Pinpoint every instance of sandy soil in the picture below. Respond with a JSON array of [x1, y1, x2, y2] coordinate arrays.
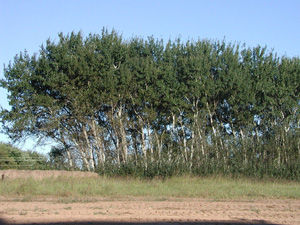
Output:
[[1, 198, 300, 225]]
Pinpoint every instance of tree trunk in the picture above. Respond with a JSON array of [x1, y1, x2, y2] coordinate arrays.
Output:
[[190, 129, 195, 171], [139, 118, 147, 169], [59, 129, 73, 169], [179, 115, 188, 162], [118, 106, 128, 162], [91, 119, 106, 166], [72, 137, 90, 171], [206, 102, 218, 159], [147, 121, 154, 163], [65, 148, 73, 170], [169, 113, 176, 162], [83, 126, 95, 171], [155, 130, 163, 162]]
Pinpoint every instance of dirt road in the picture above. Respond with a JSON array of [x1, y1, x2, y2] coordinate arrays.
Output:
[[1, 198, 300, 225]]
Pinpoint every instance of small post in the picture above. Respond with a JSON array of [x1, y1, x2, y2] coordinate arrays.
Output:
[[1, 174, 4, 180]]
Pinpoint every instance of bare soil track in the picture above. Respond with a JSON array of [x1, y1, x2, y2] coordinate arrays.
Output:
[[1, 198, 300, 224]]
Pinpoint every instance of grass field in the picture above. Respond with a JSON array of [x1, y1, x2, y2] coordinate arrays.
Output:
[[1, 175, 299, 201]]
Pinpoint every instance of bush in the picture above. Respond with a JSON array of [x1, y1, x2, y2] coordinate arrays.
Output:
[[0, 142, 50, 170]]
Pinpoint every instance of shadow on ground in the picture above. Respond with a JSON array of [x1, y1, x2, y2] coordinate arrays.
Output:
[[0, 218, 281, 225]]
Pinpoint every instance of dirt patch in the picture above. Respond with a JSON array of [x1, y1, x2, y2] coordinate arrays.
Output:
[[0, 169, 98, 180], [0, 198, 299, 225]]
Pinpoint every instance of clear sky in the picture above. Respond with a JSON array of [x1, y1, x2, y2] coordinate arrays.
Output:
[[0, 0, 299, 153]]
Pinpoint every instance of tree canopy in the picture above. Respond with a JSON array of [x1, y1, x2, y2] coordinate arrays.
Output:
[[1, 29, 300, 179]]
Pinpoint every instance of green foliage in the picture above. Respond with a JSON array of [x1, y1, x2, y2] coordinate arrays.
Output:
[[0, 142, 49, 169], [1, 29, 299, 180]]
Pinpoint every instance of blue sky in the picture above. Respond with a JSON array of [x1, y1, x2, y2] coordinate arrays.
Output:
[[0, 0, 299, 153]]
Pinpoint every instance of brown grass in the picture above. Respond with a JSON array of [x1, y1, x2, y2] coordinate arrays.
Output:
[[0, 169, 98, 180]]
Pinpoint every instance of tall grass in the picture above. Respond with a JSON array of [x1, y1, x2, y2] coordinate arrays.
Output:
[[1, 176, 299, 200]]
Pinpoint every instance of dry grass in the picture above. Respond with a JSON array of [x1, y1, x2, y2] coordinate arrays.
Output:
[[1, 169, 98, 180], [0, 171, 299, 201]]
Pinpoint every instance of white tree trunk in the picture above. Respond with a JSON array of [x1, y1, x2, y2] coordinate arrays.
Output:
[[83, 126, 95, 171]]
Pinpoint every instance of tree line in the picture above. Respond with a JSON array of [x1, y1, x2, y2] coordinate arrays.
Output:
[[1, 29, 299, 179]]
